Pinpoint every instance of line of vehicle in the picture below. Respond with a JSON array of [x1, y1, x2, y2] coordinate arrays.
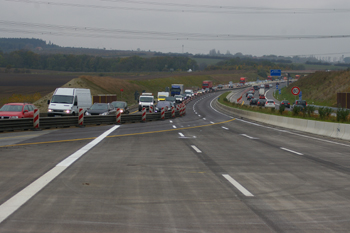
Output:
[[0, 125, 120, 224]]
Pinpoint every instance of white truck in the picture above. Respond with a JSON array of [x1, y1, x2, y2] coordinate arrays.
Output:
[[47, 88, 92, 116], [259, 88, 265, 98], [184, 89, 194, 98], [139, 93, 155, 111], [157, 91, 169, 102]]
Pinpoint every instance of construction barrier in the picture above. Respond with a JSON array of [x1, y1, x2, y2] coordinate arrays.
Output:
[[116, 108, 121, 124], [149, 105, 153, 113], [33, 109, 39, 129], [183, 103, 186, 115], [161, 107, 165, 120], [171, 106, 175, 118], [78, 108, 84, 126], [142, 107, 146, 122]]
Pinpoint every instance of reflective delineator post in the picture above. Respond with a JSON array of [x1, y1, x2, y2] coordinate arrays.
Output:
[[161, 107, 165, 120], [33, 109, 40, 130], [149, 105, 153, 113], [78, 108, 84, 127], [116, 108, 121, 124], [142, 107, 146, 122], [171, 106, 175, 118]]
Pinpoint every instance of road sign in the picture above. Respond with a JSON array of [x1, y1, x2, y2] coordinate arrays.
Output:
[[270, 69, 281, 76], [276, 85, 278, 89], [291, 86, 300, 96], [299, 91, 302, 100], [279, 89, 281, 94]]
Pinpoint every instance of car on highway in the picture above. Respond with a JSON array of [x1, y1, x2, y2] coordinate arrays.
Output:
[[174, 95, 184, 103], [246, 91, 254, 97], [265, 99, 276, 108], [0, 103, 36, 119], [85, 103, 115, 116], [165, 96, 176, 106], [257, 99, 266, 106], [155, 101, 172, 112], [291, 100, 307, 109], [280, 100, 290, 108], [111, 101, 129, 114], [253, 85, 259, 90], [247, 94, 254, 100], [249, 98, 258, 105]]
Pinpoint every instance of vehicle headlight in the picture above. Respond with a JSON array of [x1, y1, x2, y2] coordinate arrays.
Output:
[[85, 112, 91, 116], [10, 116, 18, 119], [48, 109, 53, 112], [65, 110, 71, 114], [120, 109, 124, 113], [100, 112, 108, 116]]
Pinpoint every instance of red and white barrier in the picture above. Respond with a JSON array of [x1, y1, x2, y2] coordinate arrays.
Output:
[[142, 107, 146, 122], [78, 108, 84, 126], [116, 108, 121, 124], [183, 103, 186, 115], [149, 105, 153, 113], [161, 107, 165, 120], [180, 103, 184, 116], [33, 109, 39, 129], [171, 106, 175, 118]]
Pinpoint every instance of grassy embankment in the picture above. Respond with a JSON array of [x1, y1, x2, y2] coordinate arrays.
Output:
[[274, 70, 350, 107]]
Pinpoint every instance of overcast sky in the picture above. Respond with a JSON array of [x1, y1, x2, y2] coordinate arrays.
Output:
[[1, 0, 350, 59]]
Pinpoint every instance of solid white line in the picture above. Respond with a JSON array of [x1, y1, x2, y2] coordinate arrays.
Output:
[[222, 174, 254, 197], [173, 125, 177, 128], [281, 147, 303, 155], [222, 126, 229, 130], [191, 145, 202, 153], [178, 132, 185, 137], [0, 125, 120, 224]]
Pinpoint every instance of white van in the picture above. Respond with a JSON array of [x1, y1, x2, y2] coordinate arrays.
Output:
[[139, 93, 155, 111], [47, 88, 92, 116]]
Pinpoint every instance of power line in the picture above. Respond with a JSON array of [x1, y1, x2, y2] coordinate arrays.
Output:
[[4, 0, 350, 14]]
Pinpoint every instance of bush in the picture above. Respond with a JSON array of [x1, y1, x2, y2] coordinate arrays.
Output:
[[292, 106, 301, 116], [306, 105, 316, 117], [325, 107, 333, 118], [319, 107, 333, 120], [270, 107, 275, 113], [336, 108, 350, 122], [279, 104, 285, 114]]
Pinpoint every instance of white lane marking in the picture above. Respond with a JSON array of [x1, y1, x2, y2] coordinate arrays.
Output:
[[191, 145, 202, 153], [203, 118, 206, 120], [198, 115, 201, 117], [237, 118, 350, 148], [169, 120, 173, 123], [173, 125, 177, 128], [222, 174, 254, 197], [210, 121, 215, 124], [241, 134, 258, 140], [281, 147, 303, 155], [178, 132, 185, 137], [210, 98, 234, 119], [0, 125, 120, 224], [222, 126, 229, 130]]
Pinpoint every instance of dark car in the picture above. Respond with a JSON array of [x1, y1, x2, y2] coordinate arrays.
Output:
[[280, 100, 290, 108], [111, 101, 129, 114], [0, 103, 36, 119], [295, 100, 307, 107], [155, 101, 172, 112], [247, 94, 254, 100], [253, 85, 259, 90], [246, 91, 254, 97], [257, 99, 267, 106], [85, 103, 115, 116], [165, 96, 176, 106], [250, 98, 258, 105]]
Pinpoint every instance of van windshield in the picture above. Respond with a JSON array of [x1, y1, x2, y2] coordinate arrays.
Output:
[[51, 95, 74, 104]]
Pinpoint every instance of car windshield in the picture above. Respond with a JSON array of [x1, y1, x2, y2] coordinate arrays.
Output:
[[165, 97, 175, 101], [0, 105, 23, 112], [139, 96, 153, 102], [157, 102, 170, 107], [112, 102, 125, 108], [175, 95, 182, 98], [90, 104, 108, 110], [51, 95, 74, 104]]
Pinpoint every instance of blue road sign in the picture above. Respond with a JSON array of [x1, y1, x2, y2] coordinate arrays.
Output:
[[270, 69, 282, 76], [279, 89, 281, 94], [299, 91, 302, 100], [276, 85, 278, 89]]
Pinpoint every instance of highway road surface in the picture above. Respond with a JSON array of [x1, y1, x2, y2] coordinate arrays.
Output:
[[1, 91, 350, 232]]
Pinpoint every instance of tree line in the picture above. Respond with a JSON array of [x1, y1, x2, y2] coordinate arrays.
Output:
[[0, 50, 198, 72]]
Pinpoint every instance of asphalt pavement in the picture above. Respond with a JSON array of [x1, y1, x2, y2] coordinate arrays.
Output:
[[1, 90, 350, 232]]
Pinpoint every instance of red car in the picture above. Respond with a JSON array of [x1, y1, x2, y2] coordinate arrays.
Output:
[[0, 103, 36, 119]]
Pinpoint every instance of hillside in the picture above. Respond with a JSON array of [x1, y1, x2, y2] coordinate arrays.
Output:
[[282, 70, 350, 106]]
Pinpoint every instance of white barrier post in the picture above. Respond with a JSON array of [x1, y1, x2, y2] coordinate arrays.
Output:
[[142, 107, 146, 122], [171, 106, 175, 118], [161, 107, 165, 120], [33, 109, 40, 130], [149, 105, 153, 113], [78, 108, 84, 127], [116, 108, 121, 124]]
